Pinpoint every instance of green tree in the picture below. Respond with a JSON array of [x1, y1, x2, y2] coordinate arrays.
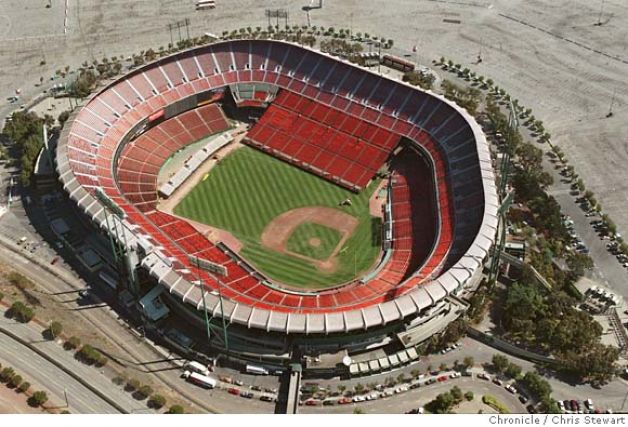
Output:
[[462, 356, 474, 369], [166, 404, 184, 414], [0, 367, 16, 383], [48, 321, 63, 339], [137, 385, 153, 399], [126, 378, 141, 393], [149, 394, 167, 409], [64, 336, 81, 350], [425, 391, 455, 414], [492, 355, 509, 373], [450, 386, 463, 403], [8, 374, 23, 389], [353, 407, 364, 414], [18, 381, 31, 393], [505, 363, 522, 379], [464, 391, 474, 401], [28, 391, 49, 407]]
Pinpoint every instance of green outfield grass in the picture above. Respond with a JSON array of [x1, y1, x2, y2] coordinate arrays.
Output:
[[286, 222, 343, 261], [173, 146, 382, 288]]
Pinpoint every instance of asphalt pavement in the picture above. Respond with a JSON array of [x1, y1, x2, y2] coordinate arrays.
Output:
[[0, 317, 125, 414]]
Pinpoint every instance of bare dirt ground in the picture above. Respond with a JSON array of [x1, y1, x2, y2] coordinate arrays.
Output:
[[1, 1, 627, 238], [260, 206, 358, 273], [0, 385, 43, 414], [369, 178, 389, 217]]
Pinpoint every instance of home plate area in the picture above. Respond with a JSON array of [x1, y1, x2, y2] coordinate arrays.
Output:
[[260, 207, 358, 273]]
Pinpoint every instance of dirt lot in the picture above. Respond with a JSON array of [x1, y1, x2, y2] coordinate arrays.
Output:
[[0, 385, 43, 414]]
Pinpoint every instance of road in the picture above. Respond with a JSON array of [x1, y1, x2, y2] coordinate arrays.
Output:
[[0, 205, 276, 413], [0, 317, 127, 414], [300, 376, 525, 414]]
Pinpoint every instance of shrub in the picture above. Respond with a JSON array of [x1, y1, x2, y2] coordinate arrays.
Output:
[[0, 291, 4, 301], [167, 404, 184, 414], [7, 272, 34, 289], [464, 391, 474, 401], [126, 378, 141, 393], [482, 395, 510, 414], [18, 381, 30, 393], [48, 321, 63, 339], [112, 375, 126, 386], [28, 390, 49, 407], [8, 374, 23, 388], [148, 394, 166, 409], [0, 367, 16, 383], [137, 385, 153, 399], [77, 344, 104, 365], [64, 336, 81, 350], [9, 301, 35, 323]]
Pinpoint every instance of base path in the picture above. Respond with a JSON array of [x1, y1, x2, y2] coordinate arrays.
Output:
[[260, 206, 358, 273]]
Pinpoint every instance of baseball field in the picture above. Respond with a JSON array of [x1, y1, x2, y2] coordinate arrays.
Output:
[[173, 146, 382, 289]]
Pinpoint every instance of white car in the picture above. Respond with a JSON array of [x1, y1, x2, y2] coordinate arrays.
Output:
[[450, 372, 461, 379], [353, 395, 366, 402]]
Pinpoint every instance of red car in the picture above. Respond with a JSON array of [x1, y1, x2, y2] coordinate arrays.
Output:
[[304, 399, 320, 406], [337, 397, 353, 405], [437, 376, 448, 382], [227, 387, 240, 396]]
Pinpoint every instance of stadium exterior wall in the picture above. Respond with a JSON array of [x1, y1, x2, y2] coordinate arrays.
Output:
[[56, 39, 498, 338]]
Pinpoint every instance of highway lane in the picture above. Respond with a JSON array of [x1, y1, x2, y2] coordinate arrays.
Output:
[[0, 214, 274, 413], [0, 331, 118, 413]]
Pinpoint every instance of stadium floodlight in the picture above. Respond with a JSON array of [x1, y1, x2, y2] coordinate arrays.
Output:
[[192, 256, 230, 352], [95, 187, 126, 219], [265, 9, 288, 28]]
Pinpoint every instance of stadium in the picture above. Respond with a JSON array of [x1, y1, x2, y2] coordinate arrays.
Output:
[[56, 39, 498, 373]]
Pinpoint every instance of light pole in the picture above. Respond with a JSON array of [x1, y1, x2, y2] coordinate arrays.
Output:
[[194, 256, 212, 349]]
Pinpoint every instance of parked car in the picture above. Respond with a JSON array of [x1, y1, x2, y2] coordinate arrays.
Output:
[[227, 387, 240, 396], [492, 378, 503, 386]]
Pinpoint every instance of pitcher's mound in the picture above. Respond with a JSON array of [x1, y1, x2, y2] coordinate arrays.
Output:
[[308, 237, 321, 247]]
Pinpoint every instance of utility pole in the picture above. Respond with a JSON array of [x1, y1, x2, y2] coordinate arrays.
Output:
[[487, 101, 517, 285], [168, 23, 174, 49], [607, 89, 616, 118], [597, 0, 605, 26], [64, 388, 69, 408], [194, 256, 212, 349], [185, 18, 190, 41]]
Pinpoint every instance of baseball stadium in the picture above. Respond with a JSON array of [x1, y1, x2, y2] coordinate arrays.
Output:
[[56, 39, 498, 373]]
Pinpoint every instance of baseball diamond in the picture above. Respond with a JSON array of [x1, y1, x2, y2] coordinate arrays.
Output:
[[174, 146, 382, 289]]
